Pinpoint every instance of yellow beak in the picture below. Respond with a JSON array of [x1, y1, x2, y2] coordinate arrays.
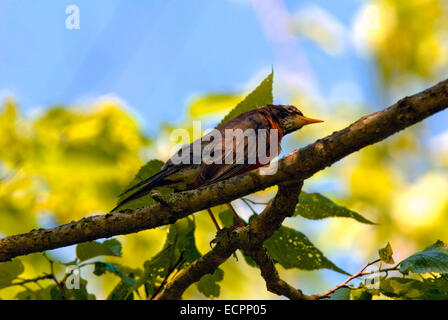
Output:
[[297, 115, 324, 125]]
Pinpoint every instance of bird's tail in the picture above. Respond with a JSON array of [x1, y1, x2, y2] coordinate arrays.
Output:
[[111, 167, 177, 212]]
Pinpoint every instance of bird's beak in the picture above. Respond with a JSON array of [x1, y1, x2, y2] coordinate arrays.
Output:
[[297, 115, 324, 125]]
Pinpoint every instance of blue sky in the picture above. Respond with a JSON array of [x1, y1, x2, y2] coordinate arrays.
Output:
[[0, 0, 377, 131], [2, 0, 445, 136], [1, 0, 446, 137], [0, 1, 271, 132]]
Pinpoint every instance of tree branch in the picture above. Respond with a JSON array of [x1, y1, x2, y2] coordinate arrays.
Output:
[[153, 181, 303, 300], [1, 78, 447, 262], [244, 245, 314, 300]]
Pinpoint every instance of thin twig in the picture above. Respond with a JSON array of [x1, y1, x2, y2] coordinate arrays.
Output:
[[316, 259, 381, 299], [44, 254, 68, 300], [206, 208, 221, 231], [241, 198, 259, 216], [241, 197, 270, 206], [7, 274, 53, 288]]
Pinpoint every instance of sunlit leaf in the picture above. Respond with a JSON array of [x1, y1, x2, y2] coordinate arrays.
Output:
[[120, 218, 202, 299], [165, 216, 202, 264], [93, 262, 137, 286], [107, 281, 135, 300], [16, 278, 95, 300], [102, 265, 141, 301], [380, 278, 427, 300], [143, 217, 201, 280], [264, 225, 349, 275], [365, 0, 448, 83], [76, 238, 122, 262], [0, 259, 25, 289], [217, 71, 273, 127], [295, 192, 375, 224], [379, 242, 395, 264], [399, 240, 448, 274], [189, 94, 242, 118], [350, 287, 373, 300], [325, 287, 351, 300], [65, 278, 96, 300], [16, 286, 54, 300]]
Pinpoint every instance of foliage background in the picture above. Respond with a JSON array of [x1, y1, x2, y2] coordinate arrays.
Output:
[[1, 0, 448, 299]]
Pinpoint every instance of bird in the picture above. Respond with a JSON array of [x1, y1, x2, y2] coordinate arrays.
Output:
[[111, 105, 323, 223]]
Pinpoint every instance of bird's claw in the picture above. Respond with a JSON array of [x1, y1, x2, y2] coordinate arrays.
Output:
[[209, 238, 238, 261], [227, 222, 244, 234]]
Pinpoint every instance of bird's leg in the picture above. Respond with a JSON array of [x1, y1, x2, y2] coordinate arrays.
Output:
[[207, 208, 220, 248], [227, 202, 245, 227], [207, 208, 221, 232]]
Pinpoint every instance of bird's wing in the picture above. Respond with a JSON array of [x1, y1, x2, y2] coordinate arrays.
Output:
[[111, 165, 180, 212], [194, 111, 281, 187]]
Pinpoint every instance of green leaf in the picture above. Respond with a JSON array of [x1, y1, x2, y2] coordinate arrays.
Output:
[[171, 217, 202, 264], [379, 242, 395, 264], [189, 94, 242, 118], [0, 259, 25, 289], [380, 276, 448, 300], [325, 287, 351, 300], [93, 262, 137, 286], [399, 240, 448, 274], [217, 71, 273, 127], [65, 278, 96, 300], [16, 278, 96, 300], [143, 282, 154, 298], [380, 278, 426, 299], [350, 288, 373, 300], [123, 217, 203, 299], [107, 280, 135, 300], [76, 238, 122, 262], [102, 265, 141, 300], [197, 268, 224, 298], [242, 254, 258, 268], [264, 225, 349, 275], [16, 286, 53, 300], [218, 209, 237, 228], [115, 159, 172, 211], [143, 217, 201, 281], [50, 286, 64, 300], [295, 192, 375, 224]]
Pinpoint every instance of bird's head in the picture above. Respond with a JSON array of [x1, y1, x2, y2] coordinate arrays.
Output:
[[269, 105, 323, 134]]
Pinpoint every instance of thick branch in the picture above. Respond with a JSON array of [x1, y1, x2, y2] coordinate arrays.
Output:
[[153, 181, 303, 300], [1, 78, 448, 262], [245, 245, 313, 300]]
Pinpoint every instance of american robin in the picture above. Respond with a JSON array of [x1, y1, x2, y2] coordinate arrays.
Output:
[[112, 105, 323, 222]]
